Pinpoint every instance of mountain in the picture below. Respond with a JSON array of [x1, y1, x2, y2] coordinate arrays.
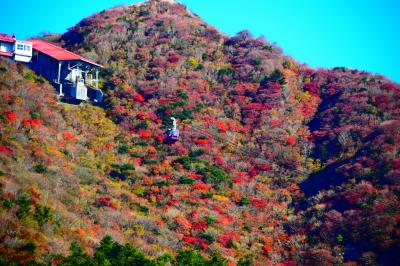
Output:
[[1, 0, 399, 265]]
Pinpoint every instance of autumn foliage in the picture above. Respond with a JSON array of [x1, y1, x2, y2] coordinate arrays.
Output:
[[0, 0, 399, 265]]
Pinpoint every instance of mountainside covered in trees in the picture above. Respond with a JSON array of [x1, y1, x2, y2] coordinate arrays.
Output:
[[1, 0, 399, 265]]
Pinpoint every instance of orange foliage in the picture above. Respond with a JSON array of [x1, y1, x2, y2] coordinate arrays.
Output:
[[219, 232, 240, 247], [192, 220, 208, 230], [216, 120, 229, 133], [263, 245, 273, 253], [138, 129, 151, 138], [269, 119, 282, 127], [62, 131, 77, 142], [176, 216, 192, 232], [251, 198, 267, 209], [192, 183, 210, 190], [194, 138, 209, 145], [134, 94, 145, 102], [5, 111, 17, 122], [150, 186, 160, 193], [288, 183, 300, 191], [162, 159, 171, 168], [0, 145, 13, 155], [183, 236, 197, 243], [75, 228, 86, 238], [21, 118, 43, 128], [260, 236, 274, 245], [216, 215, 233, 225], [286, 136, 296, 146]]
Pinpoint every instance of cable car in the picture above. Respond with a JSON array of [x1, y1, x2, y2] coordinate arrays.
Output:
[[163, 117, 179, 144]]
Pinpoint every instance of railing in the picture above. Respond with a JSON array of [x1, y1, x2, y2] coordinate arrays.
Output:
[[0, 33, 16, 39]]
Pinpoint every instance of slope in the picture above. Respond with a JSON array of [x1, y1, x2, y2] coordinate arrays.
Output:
[[59, 0, 321, 264], [60, 0, 400, 264], [0, 0, 399, 265], [0, 58, 169, 264]]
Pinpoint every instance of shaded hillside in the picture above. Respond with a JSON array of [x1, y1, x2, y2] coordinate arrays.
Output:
[[0, 0, 399, 265], [296, 68, 400, 265]]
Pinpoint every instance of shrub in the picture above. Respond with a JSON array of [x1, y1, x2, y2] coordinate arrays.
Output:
[[138, 129, 151, 138], [197, 166, 230, 183], [240, 196, 250, 206], [219, 232, 240, 248], [204, 215, 216, 225], [250, 58, 262, 66], [215, 121, 228, 133], [95, 195, 116, 209], [34, 204, 53, 226], [19, 242, 36, 254], [0, 146, 13, 156], [200, 232, 216, 243], [154, 20, 164, 27], [5, 111, 17, 122], [188, 57, 199, 68], [177, 89, 189, 100], [112, 163, 135, 177], [2, 197, 13, 209], [24, 71, 35, 81], [179, 176, 196, 185], [174, 156, 192, 170], [238, 254, 254, 266], [118, 142, 129, 154], [260, 69, 286, 86], [155, 181, 169, 187], [143, 159, 157, 164], [174, 109, 193, 120], [189, 149, 204, 158], [0, 66, 7, 73], [33, 163, 47, 174], [134, 141, 148, 146], [218, 68, 234, 78], [130, 202, 149, 215], [174, 249, 212, 266], [16, 191, 32, 219], [286, 136, 296, 146], [59, 243, 94, 265]]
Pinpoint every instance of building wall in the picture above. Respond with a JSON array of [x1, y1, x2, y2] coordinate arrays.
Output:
[[30, 52, 59, 82], [28, 53, 102, 102], [0, 42, 14, 53], [14, 41, 32, 62], [14, 54, 31, 62], [14, 42, 32, 57]]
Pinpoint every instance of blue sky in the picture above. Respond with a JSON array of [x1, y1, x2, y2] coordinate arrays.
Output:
[[1, 0, 399, 83]]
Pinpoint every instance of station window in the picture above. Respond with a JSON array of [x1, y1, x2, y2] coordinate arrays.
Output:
[[24, 45, 31, 51], [17, 44, 24, 50]]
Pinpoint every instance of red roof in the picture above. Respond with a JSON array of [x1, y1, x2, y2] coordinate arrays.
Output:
[[27, 39, 102, 67], [0, 51, 13, 57], [0, 33, 16, 43]]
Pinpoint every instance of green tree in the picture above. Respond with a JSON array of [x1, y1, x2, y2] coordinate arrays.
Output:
[[197, 166, 230, 183], [60, 243, 95, 266], [93, 235, 155, 266], [260, 69, 286, 86], [238, 254, 254, 266], [174, 249, 207, 266], [34, 204, 53, 226], [16, 191, 31, 220]]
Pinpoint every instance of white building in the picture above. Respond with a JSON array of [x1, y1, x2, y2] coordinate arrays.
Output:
[[0, 33, 16, 58], [0, 33, 32, 62], [0, 33, 102, 102], [14, 41, 32, 62]]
